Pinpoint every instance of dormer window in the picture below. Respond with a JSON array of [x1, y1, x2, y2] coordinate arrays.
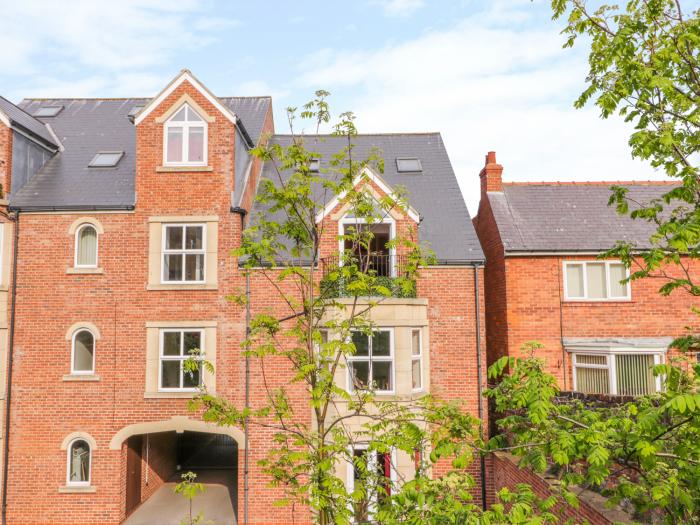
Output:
[[164, 104, 207, 166]]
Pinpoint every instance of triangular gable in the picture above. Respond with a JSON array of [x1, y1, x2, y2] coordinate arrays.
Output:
[[315, 166, 421, 224], [134, 69, 237, 126]]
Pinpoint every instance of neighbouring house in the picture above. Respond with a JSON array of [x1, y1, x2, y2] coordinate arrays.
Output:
[[472, 151, 696, 398], [0, 70, 487, 525]]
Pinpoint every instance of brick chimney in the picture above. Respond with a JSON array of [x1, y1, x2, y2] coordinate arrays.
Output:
[[479, 151, 503, 193]]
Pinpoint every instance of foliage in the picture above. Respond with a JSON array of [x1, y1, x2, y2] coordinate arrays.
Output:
[[486, 345, 700, 524], [174, 471, 209, 525]]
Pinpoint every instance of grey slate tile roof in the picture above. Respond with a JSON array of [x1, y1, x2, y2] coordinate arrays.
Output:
[[11, 96, 271, 209], [251, 134, 484, 263], [489, 183, 679, 252], [0, 97, 57, 148]]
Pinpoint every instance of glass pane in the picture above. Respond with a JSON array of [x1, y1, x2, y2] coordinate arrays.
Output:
[[183, 331, 201, 355], [187, 107, 203, 122], [77, 226, 97, 266], [372, 361, 392, 391], [411, 330, 421, 356], [586, 263, 607, 298], [372, 331, 390, 357], [616, 354, 655, 396], [609, 263, 628, 298], [565, 264, 584, 298], [353, 449, 372, 523], [184, 254, 204, 281], [188, 128, 204, 163], [183, 366, 201, 389], [351, 332, 369, 356], [167, 127, 183, 162], [161, 360, 180, 388], [350, 361, 369, 389], [412, 359, 422, 390], [164, 254, 183, 281], [163, 332, 181, 356], [69, 441, 90, 483], [165, 226, 183, 250], [576, 366, 610, 394], [185, 225, 203, 250], [576, 354, 607, 366], [73, 331, 94, 372], [171, 107, 187, 121]]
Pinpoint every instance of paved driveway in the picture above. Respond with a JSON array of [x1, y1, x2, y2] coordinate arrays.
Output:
[[124, 470, 236, 525]]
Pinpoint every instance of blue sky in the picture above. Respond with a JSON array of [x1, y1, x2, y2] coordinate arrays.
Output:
[[0, 0, 668, 213]]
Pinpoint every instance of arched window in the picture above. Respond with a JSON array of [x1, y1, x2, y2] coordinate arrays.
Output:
[[164, 104, 207, 166], [67, 439, 91, 486], [72, 329, 95, 374], [75, 224, 98, 268]]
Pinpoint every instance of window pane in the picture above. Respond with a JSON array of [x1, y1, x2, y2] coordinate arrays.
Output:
[[353, 449, 372, 523], [184, 254, 204, 281], [171, 107, 187, 121], [167, 127, 183, 162], [163, 332, 181, 356], [576, 354, 607, 366], [185, 225, 203, 250], [183, 366, 201, 389], [183, 331, 201, 355], [188, 127, 204, 163], [565, 264, 584, 298], [609, 263, 628, 298], [586, 263, 607, 298], [350, 361, 369, 389], [411, 330, 421, 356], [187, 108, 203, 122], [616, 354, 656, 396], [351, 332, 369, 356], [165, 226, 183, 250], [412, 359, 422, 390], [161, 360, 180, 388], [73, 331, 94, 372], [69, 441, 90, 483], [372, 331, 390, 357], [576, 366, 610, 394], [164, 254, 183, 281], [373, 361, 393, 391], [76, 226, 97, 267]]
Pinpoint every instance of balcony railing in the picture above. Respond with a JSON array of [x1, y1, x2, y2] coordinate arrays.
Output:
[[320, 254, 416, 298]]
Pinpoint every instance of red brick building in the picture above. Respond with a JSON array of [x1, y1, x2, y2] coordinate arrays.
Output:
[[473, 151, 696, 396], [0, 71, 487, 524]]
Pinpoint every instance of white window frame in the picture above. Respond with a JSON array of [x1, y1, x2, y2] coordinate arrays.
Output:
[[163, 103, 208, 167], [411, 328, 423, 392], [346, 444, 398, 522], [338, 216, 396, 278], [74, 224, 99, 269], [347, 328, 395, 395], [158, 328, 205, 392], [563, 261, 631, 301], [161, 223, 206, 284], [70, 329, 96, 375], [571, 348, 664, 395], [66, 438, 91, 487]]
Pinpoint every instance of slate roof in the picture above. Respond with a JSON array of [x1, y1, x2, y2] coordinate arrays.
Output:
[[252, 134, 484, 263], [489, 183, 679, 252], [0, 97, 57, 148], [11, 96, 271, 209]]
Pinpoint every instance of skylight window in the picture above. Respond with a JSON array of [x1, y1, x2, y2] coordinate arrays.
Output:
[[33, 106, 63, 118], [88, 151, 124, 168], [309, 158, 320, 172], [396, 157, 422, 173]]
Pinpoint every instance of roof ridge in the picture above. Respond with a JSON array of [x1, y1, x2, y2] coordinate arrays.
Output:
[[21, 97, 150, 101], [273, 132, 441, 137], [503, 180, 677, 187], [220, 95, 272, 99]]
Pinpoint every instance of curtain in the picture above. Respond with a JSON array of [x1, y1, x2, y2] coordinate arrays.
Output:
[[616, 354, 655, 396], [77, 226, 97, 266]]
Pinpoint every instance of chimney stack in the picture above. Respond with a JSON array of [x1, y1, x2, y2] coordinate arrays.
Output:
[[479, 151, 503, 193]]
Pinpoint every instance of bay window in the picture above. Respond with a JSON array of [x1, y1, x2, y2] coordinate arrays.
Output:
[[348, 330, 394, 393], [411, 329, 423, 391], [572, 351, 663, 396]]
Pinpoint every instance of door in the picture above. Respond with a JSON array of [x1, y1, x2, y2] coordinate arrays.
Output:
[[125, 436, 143, 516]]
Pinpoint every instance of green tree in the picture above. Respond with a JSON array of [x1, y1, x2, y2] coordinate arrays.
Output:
[[174, 471, 209, 525]]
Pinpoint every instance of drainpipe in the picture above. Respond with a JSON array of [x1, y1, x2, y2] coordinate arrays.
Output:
[[473, 263, 487, 510], [244, 270, 251, 525], [2, 211, 19, 525]]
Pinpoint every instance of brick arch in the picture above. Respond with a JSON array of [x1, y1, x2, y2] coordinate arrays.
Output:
[[108, 416, 245, 450]]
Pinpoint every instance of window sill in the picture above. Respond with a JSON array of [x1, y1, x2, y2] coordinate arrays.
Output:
[[144, 391, 200, 399], [63, 374, 100, 382], [66, 267, 104, 275], [563, 299, 633, 305], [147, 283, 217, 291], [59, 485, 96, 494], [156, 166, 213, 173]]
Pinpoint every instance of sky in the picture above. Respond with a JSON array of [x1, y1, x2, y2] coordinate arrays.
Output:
[[0, 0, 671, 215]]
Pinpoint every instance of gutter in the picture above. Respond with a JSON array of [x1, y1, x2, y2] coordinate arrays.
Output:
[[9, 204, 135, 213], [472, 263, 487, 509]]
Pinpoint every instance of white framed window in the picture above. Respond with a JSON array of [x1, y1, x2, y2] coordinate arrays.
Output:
[[162, 224, 205, 283], [563, 261, 630, 301], [411, 329, 423, 391], [572, 350, 663, 396], [158, 329, 204, 391], [71, 329, 95, 375], [339, 216, 396, 278], [75, 224, 98, 268], [163, 104, 207, 166], [347, 329, 394, 393], [347, 445, 397, 523], [66, 439, 91, 486]]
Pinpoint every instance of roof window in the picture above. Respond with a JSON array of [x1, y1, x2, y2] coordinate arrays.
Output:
[[309, 158, 320, 172], [33, 106, 63, 118], [88, 151, 124, 168], [396, 157, 422, 173]]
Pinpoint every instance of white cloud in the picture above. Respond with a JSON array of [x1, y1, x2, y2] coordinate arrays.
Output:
[[378, 0, 425, 17], [297, 3, 666, 215]]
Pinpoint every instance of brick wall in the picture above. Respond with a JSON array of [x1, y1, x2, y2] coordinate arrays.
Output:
[[0, 124, 11, 196]]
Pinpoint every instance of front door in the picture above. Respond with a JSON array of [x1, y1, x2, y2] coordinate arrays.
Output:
[[125, 436, 143, 516]]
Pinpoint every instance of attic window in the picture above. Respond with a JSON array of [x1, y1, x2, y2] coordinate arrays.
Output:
[[309, 158, 320, 172], [89, 151, 124, 168], [33, 106, 63, 118], [396, 157, 422, 173]]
